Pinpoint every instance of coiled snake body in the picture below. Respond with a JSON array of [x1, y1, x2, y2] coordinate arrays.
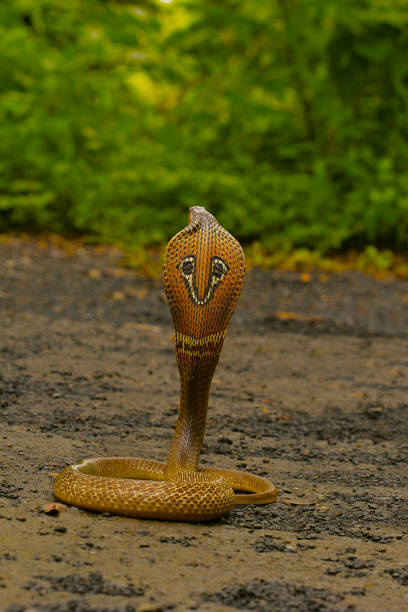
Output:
[[54, 207, 277, 521]]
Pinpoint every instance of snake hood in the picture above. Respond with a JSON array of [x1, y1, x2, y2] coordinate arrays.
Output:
[[163, 206, 245, 342]]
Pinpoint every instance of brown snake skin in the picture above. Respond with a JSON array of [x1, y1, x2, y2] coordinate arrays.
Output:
[[54, 207, 277, 521]]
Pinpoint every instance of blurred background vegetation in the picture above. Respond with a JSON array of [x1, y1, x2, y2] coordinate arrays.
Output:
[[1, 0, 407, 253]]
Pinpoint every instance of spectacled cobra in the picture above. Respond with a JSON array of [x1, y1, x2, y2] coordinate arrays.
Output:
[[54, 207, 277, 521]]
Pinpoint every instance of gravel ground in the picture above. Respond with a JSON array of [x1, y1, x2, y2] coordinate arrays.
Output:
[[0, 236, 407, 612]]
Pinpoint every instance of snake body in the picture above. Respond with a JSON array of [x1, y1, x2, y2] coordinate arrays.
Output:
[[54, 207, 277, 521]]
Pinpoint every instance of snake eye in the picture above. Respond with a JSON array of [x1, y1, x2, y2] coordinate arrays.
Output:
[[179, 256, 195, 277], [212, 257, 228, 281]]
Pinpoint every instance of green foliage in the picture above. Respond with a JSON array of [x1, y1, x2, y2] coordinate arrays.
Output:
[[0, 0, 407, 251]]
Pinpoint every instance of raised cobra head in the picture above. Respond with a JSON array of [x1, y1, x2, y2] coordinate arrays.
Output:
[[53, 206, 276, 522], [163, 207, 245, 475]]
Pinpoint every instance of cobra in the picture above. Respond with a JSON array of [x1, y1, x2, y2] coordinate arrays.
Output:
[[54, 207, 277, 521]]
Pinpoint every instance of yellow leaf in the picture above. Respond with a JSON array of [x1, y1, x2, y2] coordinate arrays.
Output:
[[276, 311, 324, 323]]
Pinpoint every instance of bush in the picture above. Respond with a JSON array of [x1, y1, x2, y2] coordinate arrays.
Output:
[[0, 0, 407, 251]]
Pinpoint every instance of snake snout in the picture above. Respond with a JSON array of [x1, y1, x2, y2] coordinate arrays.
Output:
[[188, 206, 211, 224]]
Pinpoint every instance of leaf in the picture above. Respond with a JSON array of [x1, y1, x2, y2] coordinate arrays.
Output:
[[42, 502, 68, 515], [281, 498, 318, 506], [275, 312, 325, 323]]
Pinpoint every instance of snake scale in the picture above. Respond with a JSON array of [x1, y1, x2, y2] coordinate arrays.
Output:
[[54, 207, 277, 521]]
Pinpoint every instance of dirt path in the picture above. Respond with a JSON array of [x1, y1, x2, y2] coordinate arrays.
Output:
[[0, 238, 407, 612]]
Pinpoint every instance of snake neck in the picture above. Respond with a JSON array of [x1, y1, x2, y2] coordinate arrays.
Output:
[[165, 335, 224, 477], [162, 207, 245, 479]]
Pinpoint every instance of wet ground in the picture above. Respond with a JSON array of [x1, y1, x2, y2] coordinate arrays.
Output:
[[0, 237, 407, 612]]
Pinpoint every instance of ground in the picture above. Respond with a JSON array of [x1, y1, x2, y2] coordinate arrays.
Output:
[[0, 237, 407, 612]]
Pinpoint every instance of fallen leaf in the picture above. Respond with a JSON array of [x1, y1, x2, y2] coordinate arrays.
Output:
[[127, 288, 147, 298], [42, 502, 68, 515], [88, 268, 102, 279], [109, 268, 128, 277], [281, 498, 317, 506], [124, 323, 162, 334], [112, 291, 125, 300], [389, 369, 401, 376], [276, 311, 324, 323]]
